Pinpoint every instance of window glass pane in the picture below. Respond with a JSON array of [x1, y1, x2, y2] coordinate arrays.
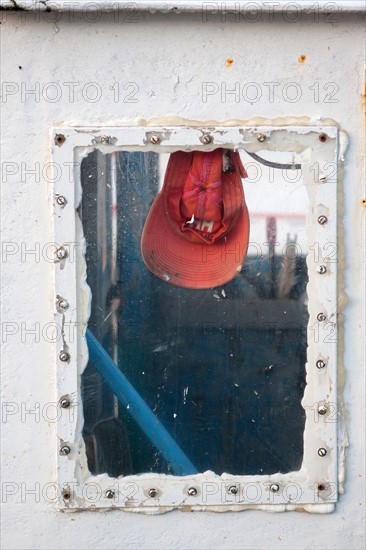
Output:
[[80, 148, 308, 477]]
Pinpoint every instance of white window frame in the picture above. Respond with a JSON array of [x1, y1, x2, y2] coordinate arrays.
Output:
[[52, 124, 343, 512]]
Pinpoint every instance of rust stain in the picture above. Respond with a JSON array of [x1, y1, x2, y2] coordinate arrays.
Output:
[[55, 133, 66, 146], [298, 54, 307, 64], [225, 58, 234, 67]]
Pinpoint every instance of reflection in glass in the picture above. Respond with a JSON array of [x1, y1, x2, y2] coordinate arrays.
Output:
[[80, 149, 308, 477]]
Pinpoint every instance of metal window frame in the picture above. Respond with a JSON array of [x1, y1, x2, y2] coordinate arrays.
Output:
[[52, 124, 341, 512]]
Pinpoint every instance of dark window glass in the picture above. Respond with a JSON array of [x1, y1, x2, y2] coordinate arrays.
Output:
[[80, 149, 308, 477]]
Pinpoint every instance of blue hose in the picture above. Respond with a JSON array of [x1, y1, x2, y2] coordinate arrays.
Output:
[[86, 329, 198, 476]]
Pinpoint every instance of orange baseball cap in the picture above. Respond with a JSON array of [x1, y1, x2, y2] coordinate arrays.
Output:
[[141, 148, 249, 289]]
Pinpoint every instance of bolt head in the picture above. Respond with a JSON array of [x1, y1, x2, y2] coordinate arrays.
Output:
[[316, 359, 326, 369], [105, 489, 115, 499], [55, 133, 66, 146], [60, 445, 71, 456], [150, 135, 160, 145], [62, 489, 71, 500], [317, 265, 327, 274], [270, 483, 280, 493], [56, 195, 67, 206], [148, 488, 157, 498], [319, 133, 328, 142], [318, 405, 328, 416], [187, 487, 198, 496], [200, 134, 212, 145], [59, 351, 70, 362], [56, 248, 68, 260], [60, 398, 71, 409], [100, 135, 110, 144], [318, 447, 328, 457], [317, 313, 327, 322], [256, 133, 266, 143], [58, 299, 69, 310], [228, 485, 238, 495], [317, 215, 328, 225]]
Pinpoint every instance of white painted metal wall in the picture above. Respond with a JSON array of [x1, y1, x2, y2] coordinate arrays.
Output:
[[1, 3, 365, 548]]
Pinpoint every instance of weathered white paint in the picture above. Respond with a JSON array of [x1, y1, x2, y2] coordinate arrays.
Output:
[[1, 1, 365, 13], [1, 5, 365, 549]]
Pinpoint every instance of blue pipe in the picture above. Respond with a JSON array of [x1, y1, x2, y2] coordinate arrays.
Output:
[[86, 329, 198, 476]]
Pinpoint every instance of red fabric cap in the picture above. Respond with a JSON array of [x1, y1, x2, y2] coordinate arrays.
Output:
[[141, 148, 250, 289]]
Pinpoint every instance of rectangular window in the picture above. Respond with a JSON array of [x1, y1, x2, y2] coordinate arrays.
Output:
[[53, 126, 340, 511]]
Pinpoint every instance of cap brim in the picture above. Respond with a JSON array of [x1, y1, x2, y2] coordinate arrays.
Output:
[[141, 194, 249, 290]]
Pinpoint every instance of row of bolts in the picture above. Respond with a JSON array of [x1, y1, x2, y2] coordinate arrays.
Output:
[[149, 132, 327, 145], [60, 483, 278, 502], [55, 131, 328, 147], [60, 480, 330, 502]]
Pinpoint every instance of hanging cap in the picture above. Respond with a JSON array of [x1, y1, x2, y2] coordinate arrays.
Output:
[[141, 148, 249, 289]]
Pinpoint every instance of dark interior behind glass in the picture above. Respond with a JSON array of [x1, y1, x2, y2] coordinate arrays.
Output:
[[80, 149, 308, 477]]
